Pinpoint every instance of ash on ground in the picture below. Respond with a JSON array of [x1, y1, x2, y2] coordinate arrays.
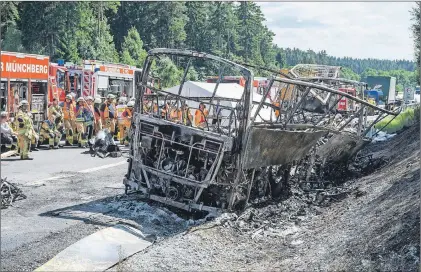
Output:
[[116, 124, 420, 272]]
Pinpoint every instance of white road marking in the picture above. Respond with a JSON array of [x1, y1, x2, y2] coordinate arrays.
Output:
[[27, 160, 127, 186], [78, 161, 127, 173]]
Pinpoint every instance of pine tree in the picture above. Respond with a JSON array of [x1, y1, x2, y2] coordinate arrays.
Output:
[[120, 26, 147, 68]]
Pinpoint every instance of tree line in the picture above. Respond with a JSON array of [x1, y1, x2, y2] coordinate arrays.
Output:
[[0, 1, 419, 86]]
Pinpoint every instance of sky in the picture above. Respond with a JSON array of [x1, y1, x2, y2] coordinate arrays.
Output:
[[257, 2, 416, 60]]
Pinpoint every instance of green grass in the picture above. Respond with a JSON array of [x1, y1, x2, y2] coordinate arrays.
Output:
[[374, 107, 418, 134]]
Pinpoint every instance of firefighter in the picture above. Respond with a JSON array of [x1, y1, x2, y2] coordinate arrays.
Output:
[[15, 100, 33, 160], [194, 102, 208, 128], [75, 97, 89, 148], [27, 112, 40, 152], [48, 97, 64, 135], [169, 105, 181, 122], [152, 101, 159, 116], [100, 94, 117, 134], [143, 100, 151, 113], [70, 93, 78, 143], [116, 97, 127, 142], [93, 96, 102, 134], [84, 96, 95, 141], [48, 98, 63, 122], [0, 111, 18, 151], [161, 102, 170, 119], [59, 94, 76, 145], [273, 98, 281, 120], [120, 100, 134, 145], [39, 119, 61, 150], [181, 102, 192, 126]]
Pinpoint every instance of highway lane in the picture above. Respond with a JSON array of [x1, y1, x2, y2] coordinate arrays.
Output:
[[1, 147, 129, 270]]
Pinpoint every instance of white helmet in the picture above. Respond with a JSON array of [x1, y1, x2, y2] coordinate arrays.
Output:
[[85, 96, 94, 101], [118, 97, 127, 104], [127, 101, 135, 107], [77, 97, 85, 103], [107, 94, 116, 99], [94, 97, 102, 104], [19, 100, 29, 107], [0, 111, 7, 117], [65, 94, 72, 100]]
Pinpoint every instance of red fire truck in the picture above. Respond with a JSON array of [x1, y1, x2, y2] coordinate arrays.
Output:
[[337, 87, 357, 112], [1, 51, 71, 127], [65, 60, 137, 100]]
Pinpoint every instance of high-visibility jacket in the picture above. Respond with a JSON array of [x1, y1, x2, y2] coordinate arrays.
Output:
[[48, 105, 62, 121], [94, 107, 101, 121], [161, 104, 170, 119], [182, 108, 193, 126], [116, 104, 127, 122], [75, 105, 88, 123], [100, 102, 116, 119], [84, 105, 95, 125], [122, 108, 133, 126], [169, 108, 181, 121], [15, 110, 32, 137], [194, 108, 208, 127], [153, 103, 158, 115], [273, 102, 280, 118], [59, 101, 75, 120]]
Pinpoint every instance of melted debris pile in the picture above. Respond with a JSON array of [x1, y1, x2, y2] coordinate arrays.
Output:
[[1, 177, 26, 209], [219, 141, 392, 239]]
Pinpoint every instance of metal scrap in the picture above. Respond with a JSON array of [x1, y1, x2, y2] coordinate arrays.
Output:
[[1, 177, 26, 208], [124, 48, 401, 214]]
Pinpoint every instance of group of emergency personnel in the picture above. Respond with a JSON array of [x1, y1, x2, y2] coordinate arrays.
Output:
[[142, 100, 210, 128], [0, 93, 135, 160]]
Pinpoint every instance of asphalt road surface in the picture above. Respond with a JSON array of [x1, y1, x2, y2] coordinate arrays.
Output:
[[1, 146, 131, 271]]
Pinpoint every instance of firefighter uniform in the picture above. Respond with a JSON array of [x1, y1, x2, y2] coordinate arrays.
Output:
[[48, 102, 63, 127], [71, 94, 78, 143], [84, 96, 95, 141], [194, 103, 209, 128], [100, 94, 117, 134], [181, 105, 193, 126], [169, 108, 182, 122], [273, 101, 280, 119], [75, 97, 88, 147], [39, 120, 61, 149], [93, 97, 102, 134], [15, 101, 33, 160], [116, 98, 127, 142], [59, 94, 76, 145], [28, 112, 39, 151], [161, 102, 170, 119], [120, 101, 134, 145]]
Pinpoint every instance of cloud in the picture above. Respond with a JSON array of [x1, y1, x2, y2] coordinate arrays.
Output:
[[258, 2, 416, 60]]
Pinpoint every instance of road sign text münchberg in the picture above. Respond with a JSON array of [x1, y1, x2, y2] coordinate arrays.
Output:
[[0, 54, 49, 80]]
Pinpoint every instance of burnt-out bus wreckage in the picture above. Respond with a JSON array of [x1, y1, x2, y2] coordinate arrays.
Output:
[[124, 49, 399, 214]]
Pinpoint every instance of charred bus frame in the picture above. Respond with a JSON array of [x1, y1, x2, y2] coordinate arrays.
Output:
[[125, 49, 399, 214]]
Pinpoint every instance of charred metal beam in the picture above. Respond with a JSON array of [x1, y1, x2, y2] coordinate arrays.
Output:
[[273, 77, 398, 116], [176, 58, 192, 107], [284, 86, 312, 126], [362, 112, 385, 137]]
